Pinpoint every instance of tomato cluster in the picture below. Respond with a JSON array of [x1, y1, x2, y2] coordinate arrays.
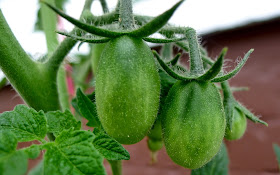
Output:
[[45, 0, 267, 170]]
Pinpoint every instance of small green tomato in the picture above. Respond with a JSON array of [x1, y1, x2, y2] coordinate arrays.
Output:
[[225, 108, 247, 140], [162, 80, 225, 169]]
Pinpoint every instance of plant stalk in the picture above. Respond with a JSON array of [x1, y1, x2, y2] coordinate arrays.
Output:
[[108, 160, 122, 175], [186, 28, 204, 75], [0, 10, 61, 112], [100, 0, 109, 13], [119, 0, 134, 29], [221, 81, 234, 100], [41, 0, 71, 111]]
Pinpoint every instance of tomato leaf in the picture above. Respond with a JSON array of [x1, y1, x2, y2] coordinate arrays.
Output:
[[76, 88, 101, 127], [46, 109, 81, 137], [0, 130, 28, 175], [0, 105, 47, 142], [93, 128, 130, 160], [71, 90, 95, 116], [43, 129, 106, 175], [273, 144, 280, 171], [23, 144, 41, 159], [191, 143, 229, 175]]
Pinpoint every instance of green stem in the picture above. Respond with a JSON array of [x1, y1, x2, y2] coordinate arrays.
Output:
[[41, 0, 59, 54], [45, 29, 79, 73], [41, 0, 70, 111], [83, 0, 94, 11], [84, 11, 119, 26], [186, 28, 204, 75], [45, 0, 95, 72], [221, 81, 234, 100], [57, 66, 70, 110], [108, 160, 122, 175], [161, 43, 173, 60], [100, 0, 109, 13], [0, 10, 60, 112], [119, 0, 134, 29]]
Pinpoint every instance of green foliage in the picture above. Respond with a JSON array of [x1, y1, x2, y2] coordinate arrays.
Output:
[[93, 128, 130, 160], [46, 109, 81, 137], [23, 144, 41, 159], [191, 143, 229, 175], [43, 129, 106, 175], [76, 88, 101, 127], [0, 131, 28, 175], [0, 105, 47, 142]]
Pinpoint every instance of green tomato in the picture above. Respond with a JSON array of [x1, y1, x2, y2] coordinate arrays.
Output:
[[161, 81, 225, 169], [225, 108, 247, 140], [95, 36, 160, 145]]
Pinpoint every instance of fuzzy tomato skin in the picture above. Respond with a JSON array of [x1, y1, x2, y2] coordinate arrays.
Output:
[[225, 108, 247, 140], [162, 81, 225, 169], [95, 36, 160, 145]]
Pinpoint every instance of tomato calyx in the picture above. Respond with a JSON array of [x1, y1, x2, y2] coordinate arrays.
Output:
[[221, 81, 268, 133], [42, 0, 185, 40]]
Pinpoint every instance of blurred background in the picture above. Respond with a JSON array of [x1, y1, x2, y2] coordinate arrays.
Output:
[[0, 0, 280, 174]]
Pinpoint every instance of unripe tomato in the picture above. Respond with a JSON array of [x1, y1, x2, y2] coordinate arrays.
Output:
[[161, 81, 225, 169], [95, 36, 160, 145], [225, 108, 247, 140]]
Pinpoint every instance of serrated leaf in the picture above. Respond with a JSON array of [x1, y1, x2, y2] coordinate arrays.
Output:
[[72, 91, 95, 116], [0, 130, 28, 175], [273, 144, 280, 171], [23, 144, 41, 159], [0, 105, 47, 142], [191, 143, 229, 175], [93, 128, 130, 160], [43, 129, 106, 175], [71, 97, 82, 116], [46, 109, 81, 137], [76, 88, 101, 127]]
